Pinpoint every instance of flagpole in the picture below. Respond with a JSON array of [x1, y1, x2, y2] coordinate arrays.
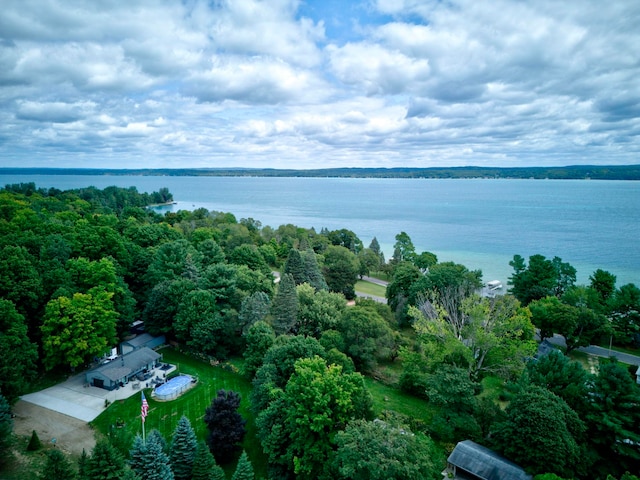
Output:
[[141, 391, 149, 444], [142, 414, 146, 443]]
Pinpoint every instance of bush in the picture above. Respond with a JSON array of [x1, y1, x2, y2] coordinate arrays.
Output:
[[26, 430, 42, 451]]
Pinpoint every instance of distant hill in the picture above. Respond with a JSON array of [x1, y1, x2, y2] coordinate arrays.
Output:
[[2, 165, 640, 180]]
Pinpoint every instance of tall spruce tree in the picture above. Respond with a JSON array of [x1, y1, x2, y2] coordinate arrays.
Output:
[[284, 249, 306, 285], [204, 390, 247, 464], [170, 416, 198, 480], [271, 273, 298, 335], [302, 249, 328, 291], [192, 440, 225, 480], [86, 439, 126, 480], [39, 449, 77, 480], [231, 451, 255, 480], [129, 430, 175, 480]]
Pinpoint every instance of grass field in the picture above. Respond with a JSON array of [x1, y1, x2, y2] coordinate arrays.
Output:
[[355, 279, 387, 297]]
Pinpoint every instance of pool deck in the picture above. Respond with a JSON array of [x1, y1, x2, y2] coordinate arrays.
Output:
[[21, 363, 177, 422]]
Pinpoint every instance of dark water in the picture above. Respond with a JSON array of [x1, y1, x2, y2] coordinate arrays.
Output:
[[2, 174, 639, 287]]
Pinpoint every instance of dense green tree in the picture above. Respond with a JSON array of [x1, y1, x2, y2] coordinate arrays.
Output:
[[170, 416, 198, 480], [0, 245, 42, 317], [529, 296, 578, 342], [563, 305, 609, 353], [174, 289, 220, 344], [78, 448, 89, 480], [296, 283, 346, 337], [327, 228, 363, 253], [386, 261, 422, 321], [283, 248, 306, 285], [87, 439, 127, 480], [332, 419, 441, 480], [301, 249, 328, 291], [242, 320, 275, 379], [392, 231, 416, 263], [526, 350, 591, 416], [590, 269, 617, 303], [337, 305, 394, 372], [322, 245, 358, 300], [259, 356, 372, 480], [357, 248, 381, 277], [129, 431, 175, 480], [368, 236, 385, 265], [229, 244, 270, 275], [586, 360, 640, 476], [204, 390, 246, 464], [197, 238, 226, 267], [231, 451, 255, 480], [26, 429, 42, 451], [509, 254, 576, 305], [238, 291, 271, 334], [491, 385, 586, 478], [192, 440, 225, 480], [41, 290, 118, 370], [39, 449, 77, 480], [0, 299, 37, 402], [146, 239, 203, 286], [143, 278, 198, 337], [0, 394, 12, 465], [414, 251, 438, 271], [608, 283, 640, 345], [271, 273, 298, 335]]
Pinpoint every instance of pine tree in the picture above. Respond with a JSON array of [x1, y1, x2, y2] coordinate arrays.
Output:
[[78, 448, 89, 480], [40, 449, 77, 480], [192, 440, 225, 480], [231, 451, 254, 480], [0, 394, 12, 463], [302, 249, 328, 291], [204, 390, 247, 464], [130, 430, 175, 480], [271, 273, 298, 335], [283, 249, 306, 285], [26, 429, 42, 451], [86, 439, 126, 480], [170, 416, 198, 480]]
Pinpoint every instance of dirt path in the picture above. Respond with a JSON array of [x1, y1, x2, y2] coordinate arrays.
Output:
[[12, 400, 96, 457]]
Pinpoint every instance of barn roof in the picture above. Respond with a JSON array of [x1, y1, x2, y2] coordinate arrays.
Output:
[[448, 440, 532, 480]]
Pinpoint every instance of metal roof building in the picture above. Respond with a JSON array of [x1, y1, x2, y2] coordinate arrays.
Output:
[[446, 440, 532, 480]]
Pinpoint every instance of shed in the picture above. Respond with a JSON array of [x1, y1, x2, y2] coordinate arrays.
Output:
[[86, 347, 162, 390], [120, 333, 165, 355], [446, 440, 532, 480]]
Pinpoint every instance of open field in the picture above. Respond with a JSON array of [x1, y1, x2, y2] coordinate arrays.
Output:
[[355, 279, 387, 297]]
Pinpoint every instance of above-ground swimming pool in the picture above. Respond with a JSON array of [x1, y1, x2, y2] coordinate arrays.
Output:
[[152, 375, 195, 401]]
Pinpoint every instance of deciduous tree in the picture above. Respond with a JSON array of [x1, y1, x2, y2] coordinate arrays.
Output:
[[204, 390, 246, 464]]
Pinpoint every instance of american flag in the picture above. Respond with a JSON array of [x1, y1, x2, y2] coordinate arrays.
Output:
[[141, 391, 149, 423]]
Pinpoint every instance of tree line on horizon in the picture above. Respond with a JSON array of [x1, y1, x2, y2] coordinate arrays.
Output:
[[2, 163, 640, 179], [0, 181, 638, 480]]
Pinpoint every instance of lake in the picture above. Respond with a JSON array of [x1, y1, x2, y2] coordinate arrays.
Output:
[[2, 174, 639, 287]]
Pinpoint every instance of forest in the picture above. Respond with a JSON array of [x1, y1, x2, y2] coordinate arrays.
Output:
[[0, 182, 639, 480]]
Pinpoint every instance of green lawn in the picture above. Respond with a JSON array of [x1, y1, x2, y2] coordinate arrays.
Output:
[[91, 348, 267, 478], [355, 280, 387, 297]]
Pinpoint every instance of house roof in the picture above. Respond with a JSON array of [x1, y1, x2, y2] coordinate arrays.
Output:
[[122, 333, 155, 348], [90, 347, 161, 382], [448, 440, 532, 480]]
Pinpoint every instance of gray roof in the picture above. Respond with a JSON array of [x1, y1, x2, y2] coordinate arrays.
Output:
[[448, 441, 532, 480], [91, 347, 161, 381], [123, 333, 155, 348]]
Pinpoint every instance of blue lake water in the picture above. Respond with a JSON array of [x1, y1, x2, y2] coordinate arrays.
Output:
[[2, 174, 639, 287]]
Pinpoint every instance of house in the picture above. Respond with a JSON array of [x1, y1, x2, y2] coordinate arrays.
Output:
[[85, 347, 162, 390], [120, 333, 165, 355], [445, 440, 532, 480]]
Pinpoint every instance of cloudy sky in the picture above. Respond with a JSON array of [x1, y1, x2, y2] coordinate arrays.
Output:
[[1, 0, 639, 169]]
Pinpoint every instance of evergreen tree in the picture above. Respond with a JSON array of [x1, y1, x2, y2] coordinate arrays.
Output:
[[26, 429, 42, 451], [192, 440, 225, 480], [170, 416, 198, 480], [204, 390, 247, 464], [0, 393, 13, 465], [283, 249, 306, 285], [39, 449, 77, 480], [129, 430, 174, 480], [271, 273, 298, 335], [86, 439, 126, 480], [242, 320, 276, 379], [302, 249, 328, 291], [238, 291, 271, 334], [231, 451, 254, 480], [78, 448, 89, 480]]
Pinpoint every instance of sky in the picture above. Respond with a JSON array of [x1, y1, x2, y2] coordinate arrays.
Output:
[[0, 0, 639, 170]]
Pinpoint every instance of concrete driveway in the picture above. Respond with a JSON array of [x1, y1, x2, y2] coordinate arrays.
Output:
[[21, 371, 146, 422]]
